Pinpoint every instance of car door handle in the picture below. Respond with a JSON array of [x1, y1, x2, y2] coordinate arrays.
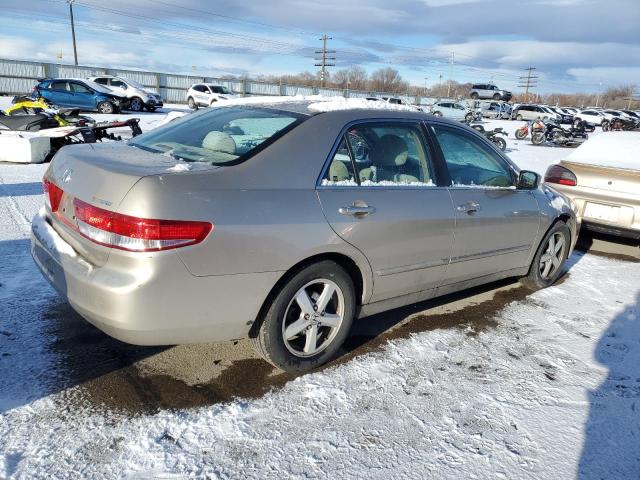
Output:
[[456, 201, 481, 214], [339, 204, 376, 217]]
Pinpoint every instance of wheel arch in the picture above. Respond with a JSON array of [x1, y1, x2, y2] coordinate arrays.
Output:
[[252, 252, 368, 335]]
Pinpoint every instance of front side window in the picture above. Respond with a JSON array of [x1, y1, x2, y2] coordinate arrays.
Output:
[[130, 107, 305, 165], [69, 83, 91, 94], [322, 122, 435, 187], [432, 125, 514, 188]]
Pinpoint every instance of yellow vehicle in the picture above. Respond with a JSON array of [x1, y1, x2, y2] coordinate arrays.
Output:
[[4, 95, 93, 127]]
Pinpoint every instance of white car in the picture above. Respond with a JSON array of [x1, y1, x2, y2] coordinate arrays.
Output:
[[89, 75, 163, 112], [186, 84, 239, 109], [430, 101, 473, 122], [574, 109, 615, 126]]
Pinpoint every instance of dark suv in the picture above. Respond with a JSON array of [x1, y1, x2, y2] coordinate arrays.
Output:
[[470, 84, 512, 101]]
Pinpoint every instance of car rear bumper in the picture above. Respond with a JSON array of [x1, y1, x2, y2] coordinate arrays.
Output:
[[145, 99, 163, 108], [582, 221, 640, 240], [31, 208, 282, 345]]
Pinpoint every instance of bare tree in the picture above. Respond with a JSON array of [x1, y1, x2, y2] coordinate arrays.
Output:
[[369, 68, 408, 93], [332, 66, 368, 90]]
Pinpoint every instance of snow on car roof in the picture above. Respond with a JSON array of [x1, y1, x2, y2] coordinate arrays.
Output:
[[565, 132, 640, 171], [209, 95, 418, 115]]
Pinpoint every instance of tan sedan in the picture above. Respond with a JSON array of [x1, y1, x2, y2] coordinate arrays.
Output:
[[544, 132, 640, 239]]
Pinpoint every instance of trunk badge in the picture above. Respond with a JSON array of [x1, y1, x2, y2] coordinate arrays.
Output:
[[62, 168, 73, 183]]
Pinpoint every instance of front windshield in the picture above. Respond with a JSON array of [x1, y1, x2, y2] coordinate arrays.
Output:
[[130, 106, 305, 165], [123, 77, 145, 89], [84, 80, 113, 94]]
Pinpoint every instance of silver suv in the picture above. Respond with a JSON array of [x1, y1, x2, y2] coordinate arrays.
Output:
[[470, 84, 512, 101]]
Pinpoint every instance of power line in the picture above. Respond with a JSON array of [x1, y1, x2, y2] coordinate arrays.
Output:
[[314, 35, 335, 88]]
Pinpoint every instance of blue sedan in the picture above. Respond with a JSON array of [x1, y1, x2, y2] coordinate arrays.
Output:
[[34, 78, 128, 113]]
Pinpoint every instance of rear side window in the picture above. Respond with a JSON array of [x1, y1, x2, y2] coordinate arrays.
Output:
[[130, 107, 306, 165], [432, 125, 514, 188], [93, 78, 109, 85], [49, 81, 68, 91], [322, 122, 435, 187]]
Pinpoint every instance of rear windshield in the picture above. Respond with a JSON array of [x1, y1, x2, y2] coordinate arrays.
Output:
[[130, 106, 306, 165]]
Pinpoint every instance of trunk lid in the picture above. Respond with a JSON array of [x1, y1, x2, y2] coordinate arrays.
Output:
[[44, 142, 209, 266], [561, 160, 640, 196]]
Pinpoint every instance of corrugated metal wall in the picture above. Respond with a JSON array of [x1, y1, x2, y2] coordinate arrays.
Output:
[[0, 58, 433, 105]]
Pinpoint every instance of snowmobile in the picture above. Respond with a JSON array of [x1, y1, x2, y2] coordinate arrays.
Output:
[[0, 96, 143, 163]]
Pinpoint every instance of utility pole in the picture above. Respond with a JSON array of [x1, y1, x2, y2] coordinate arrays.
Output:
[[67, 0, 78, 65], [595, 81, 603, 108], [314, 35, 335, 88], [423, 76, 428, 96], [518, 67, 538, 103], [447, 51, 454, 98]]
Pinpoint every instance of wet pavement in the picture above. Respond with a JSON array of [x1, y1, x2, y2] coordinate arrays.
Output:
[[11, 230, 638, 417]]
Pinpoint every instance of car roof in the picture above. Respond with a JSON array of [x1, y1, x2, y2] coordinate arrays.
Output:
[[209, 97, 466, 125]]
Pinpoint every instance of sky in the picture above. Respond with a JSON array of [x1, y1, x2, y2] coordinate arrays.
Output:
[[0, 0, 639, 94]]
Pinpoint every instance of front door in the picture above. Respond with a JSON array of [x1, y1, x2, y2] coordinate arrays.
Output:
[[317, 121, 455, 302], [428, 123, 541, 285]]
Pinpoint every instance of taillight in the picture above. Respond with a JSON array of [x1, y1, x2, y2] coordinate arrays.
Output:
[[73, 199, 212, 252], [544, 165, 577, 187], [43, 179, 64, 212]]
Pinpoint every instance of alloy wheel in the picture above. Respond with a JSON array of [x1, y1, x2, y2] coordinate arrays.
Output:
[[539, 232, 566, 280], [282, 279, 344, 357]]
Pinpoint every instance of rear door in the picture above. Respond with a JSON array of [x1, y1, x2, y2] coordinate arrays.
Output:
[[317, 120, 455, 302], [428, 122, 541, 285], [68, 81, 95, 110], [43, 81, 73, 107]]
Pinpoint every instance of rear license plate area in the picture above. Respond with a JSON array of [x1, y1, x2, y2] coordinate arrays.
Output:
[[583, 202, 621, 223]]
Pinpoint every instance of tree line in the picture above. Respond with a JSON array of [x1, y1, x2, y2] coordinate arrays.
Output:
[[247, 67, 638, 109]]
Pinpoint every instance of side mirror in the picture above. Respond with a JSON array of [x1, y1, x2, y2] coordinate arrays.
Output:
[[518, 170, 540, 190]]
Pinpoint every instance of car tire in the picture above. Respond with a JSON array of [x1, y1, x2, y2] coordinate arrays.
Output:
[[209, 99, 217, 107], [433, 111, 443, 117], [493, 93, 501, 100], [129, 97, 144, 112], [521, 222, 571, 291], [471, 92, 479, 99], [465, 112, 474, 123], [187, 97, 197, 110], [97, 101, 114, 114], [516, 114, 523, 121], [250, 260, 356, 372]]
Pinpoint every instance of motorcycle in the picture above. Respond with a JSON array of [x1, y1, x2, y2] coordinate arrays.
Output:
[[531, 119, 588, 147], [607, 116, 640, 131], [471, 124, 508, 151], [514, 119, 545, 140]]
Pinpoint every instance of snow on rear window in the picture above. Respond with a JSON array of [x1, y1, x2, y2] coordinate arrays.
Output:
[[566, 132, 640, 171]]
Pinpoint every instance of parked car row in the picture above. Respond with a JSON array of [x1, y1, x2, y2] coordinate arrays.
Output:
[[28, 75, 248, 113]]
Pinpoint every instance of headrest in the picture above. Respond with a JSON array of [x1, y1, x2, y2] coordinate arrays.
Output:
[[202, 131, 236, 154], [371, 134, 408, 167]]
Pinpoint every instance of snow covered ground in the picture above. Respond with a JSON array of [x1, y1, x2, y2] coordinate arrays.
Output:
[[1, 97, 639, 479]]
